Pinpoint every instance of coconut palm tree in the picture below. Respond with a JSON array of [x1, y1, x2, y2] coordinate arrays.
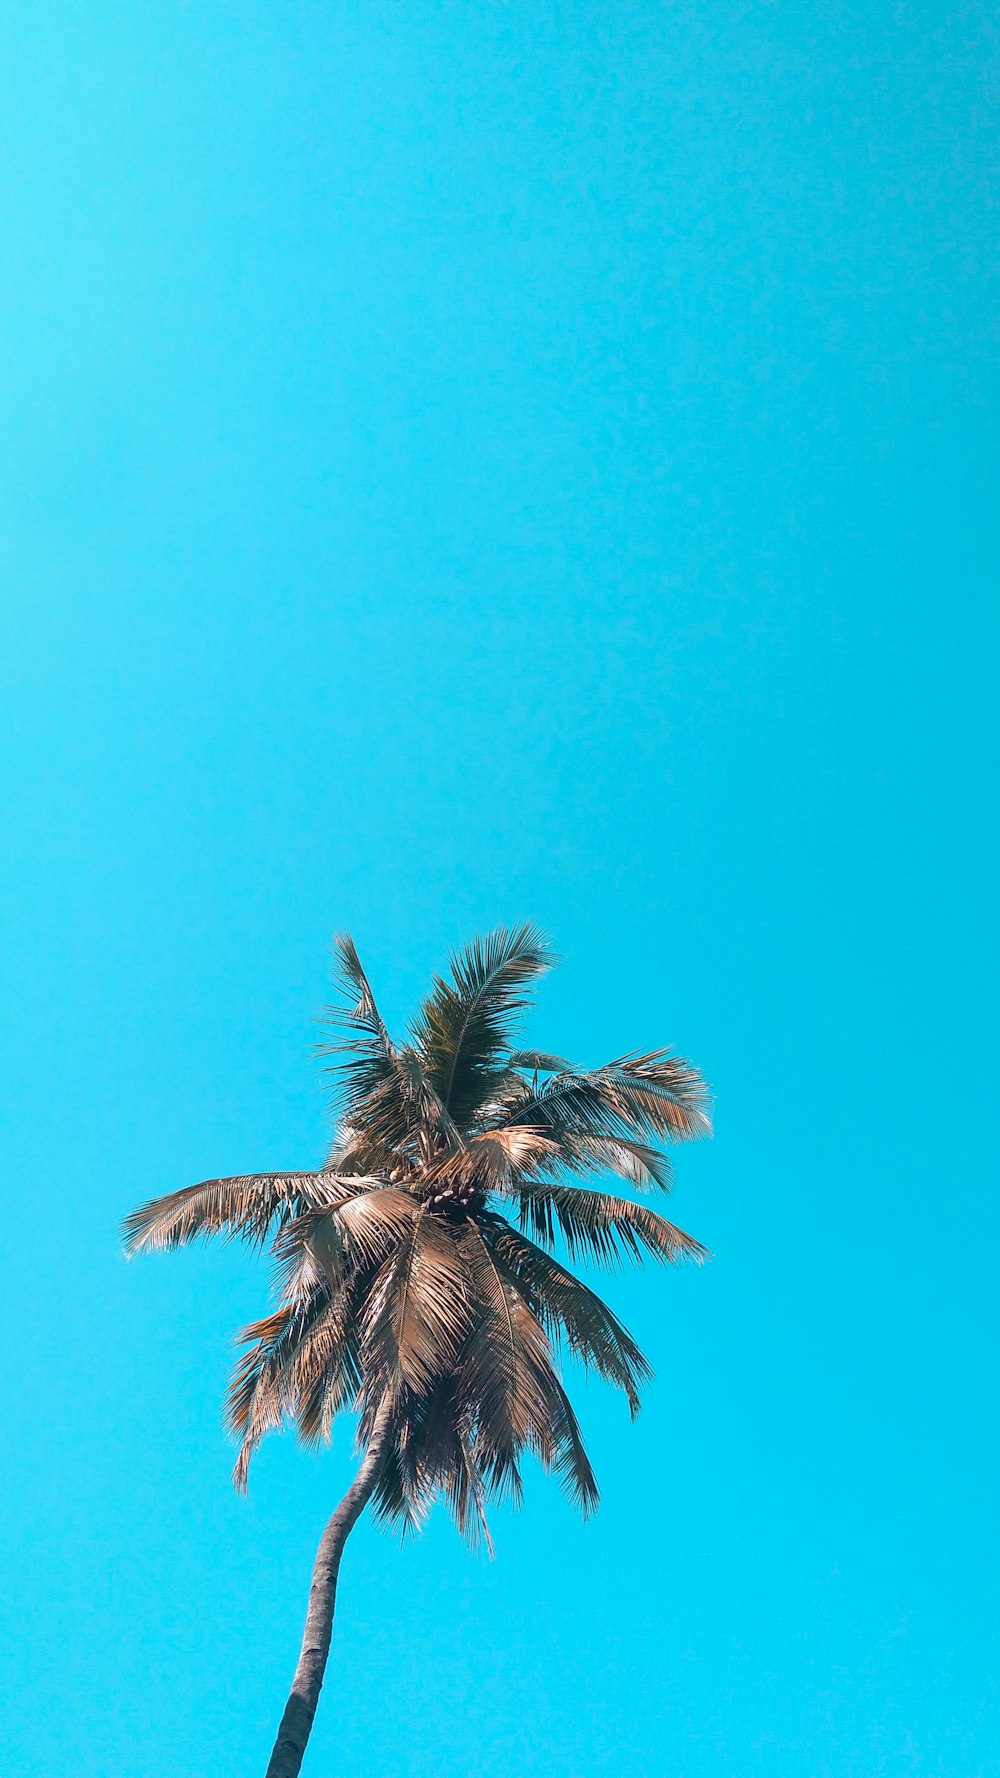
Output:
[[123, 926, 710, 1778]]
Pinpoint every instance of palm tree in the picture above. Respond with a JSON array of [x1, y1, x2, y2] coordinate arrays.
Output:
[[123, 926, 710, 1778]]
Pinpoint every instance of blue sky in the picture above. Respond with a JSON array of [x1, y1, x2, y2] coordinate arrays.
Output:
[[1, 3, 996, 1774]]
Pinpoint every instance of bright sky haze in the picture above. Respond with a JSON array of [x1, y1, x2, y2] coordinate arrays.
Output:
[[1, 3, 996, 1776]]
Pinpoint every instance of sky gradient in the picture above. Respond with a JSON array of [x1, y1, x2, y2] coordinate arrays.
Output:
[[1, 3, 997, 1775]]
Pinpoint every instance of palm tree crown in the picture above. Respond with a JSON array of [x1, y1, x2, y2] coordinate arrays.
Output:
[[124, 925, 710, 1548]]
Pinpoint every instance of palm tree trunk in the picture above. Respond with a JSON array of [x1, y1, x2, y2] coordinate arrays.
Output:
[[263, 1407, 392, 1778]]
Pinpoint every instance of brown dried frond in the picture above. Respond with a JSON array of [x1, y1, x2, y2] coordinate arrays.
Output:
[[121, 1171, 363, 1255]]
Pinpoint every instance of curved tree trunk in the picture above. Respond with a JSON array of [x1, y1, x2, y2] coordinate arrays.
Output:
[[263, 1409, 392, 1778]]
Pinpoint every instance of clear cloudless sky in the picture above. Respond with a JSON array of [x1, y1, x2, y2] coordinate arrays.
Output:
[[0, 3, 996, 1775]]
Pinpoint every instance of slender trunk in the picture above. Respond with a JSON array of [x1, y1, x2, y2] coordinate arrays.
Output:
[[263, 1407, 392, 1778]]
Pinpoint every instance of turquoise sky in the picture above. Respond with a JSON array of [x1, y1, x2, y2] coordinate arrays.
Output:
[[1, 4, 996, 1775]]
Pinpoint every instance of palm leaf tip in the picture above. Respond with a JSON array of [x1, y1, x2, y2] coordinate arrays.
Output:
[[120, 1201, 155, 1256], [448, 923, 557, 992], [330, 931, 375, 1004], [549, 1385, 600, 1516]]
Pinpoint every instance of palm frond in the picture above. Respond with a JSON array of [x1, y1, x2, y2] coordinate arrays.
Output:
[[323, 933, 394, 1057], [482, 1219, 650, 1414], [360, 1211, 474, 1397], [228, 1275, 366, 1487], [428, 1125, 559, 1195], [556, 1133, 674, 1192], [334, 1188, 420, 1270], [395, 1047, 466, 1154], [271, 1204, 348, 1301], [494, 1077, 636, 1145], [597, 1051, 712, 1140], [323, 1123, 396, 1176], [318, 936, 426, 1157], [369, 1428, 421, 1538], [444, 1423, 495, 1554], [507, 1051, 573, 1075], [228, 1288, 331, 1490], [506, 1180, 710, 1269], [292, 1294, 364, 1447], [121, 1171, 359, 1255], [370, 1377, 494, 1552], [412, 924, 555, 1126], [541, 1371, 600, 1516], [461, 1224, 600, 1515], [456, 1223, 560, 1506], [227, 1305, 296, 1489], [499, 1050, 711, 1148]]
